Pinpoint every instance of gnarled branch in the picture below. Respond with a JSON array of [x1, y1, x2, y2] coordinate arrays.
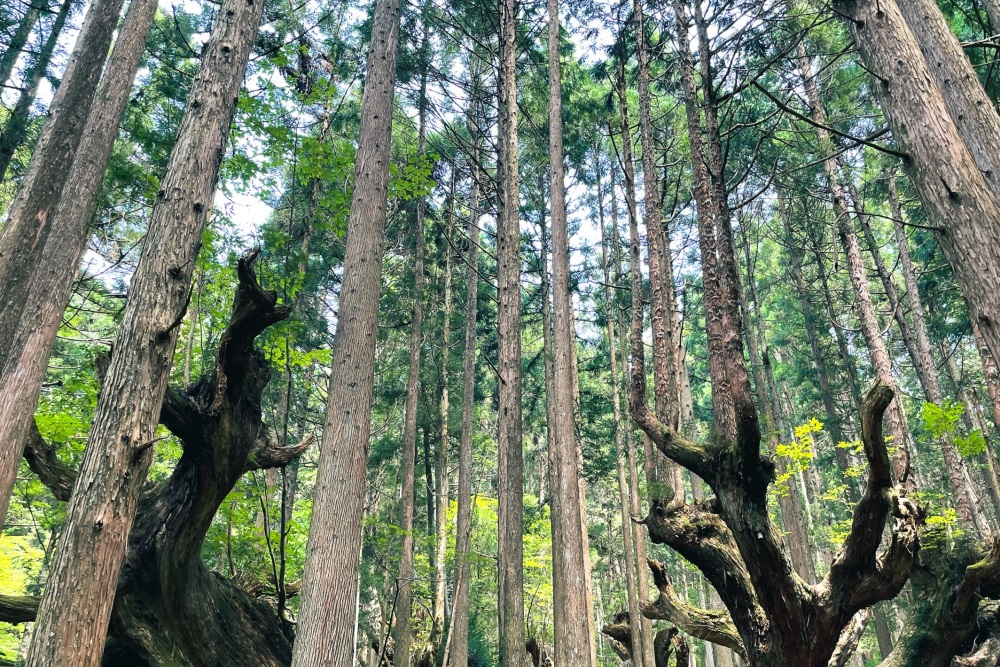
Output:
[[641, 559, 746, 658], [23, 419, 76, 501], [0, 593, 39, 623]]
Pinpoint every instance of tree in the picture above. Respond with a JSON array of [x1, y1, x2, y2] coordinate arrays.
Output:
[[291, 0, 404, 662], [25, 0, 267, 660], [0, 0, 159, 536], [496, 0, 525, 662], [0, 0, 128, 525]]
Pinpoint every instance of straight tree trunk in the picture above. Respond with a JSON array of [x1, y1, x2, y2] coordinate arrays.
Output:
[[393, 145, 427, 667], [546, 2, 594, 664], [0, 0, 128, 525], [633, 0, 680, 507], [0, 0, 72, 181], [291, 0, 403, 662], [599, 151, 644, 667], [0, 0, 158, 531], [610, 133, 657, 667], [833, 0, 1000, 384], [496, 0, 525, 661], [24, 0, 264, 662], [0, 0, 42, 92], [431, 173, 457, 657], [446, 104, 482, 667]]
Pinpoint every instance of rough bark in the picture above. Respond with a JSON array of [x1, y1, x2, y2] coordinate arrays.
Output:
[[0, 0, 158, 533], [496, 0, 525, 661], [0, 0, 73, 181], [546, 2, 594, 664], [394, 205, 425, 667], [291, 0, 403, 662], [0, 0, 128, 525], [393, 39, 429, 666], [429, 173, 456, 662], [3, 253, 307, 667], [634, 0, 680, 506], [25, 1, 263, 662], [833, 0, 1000, 391]]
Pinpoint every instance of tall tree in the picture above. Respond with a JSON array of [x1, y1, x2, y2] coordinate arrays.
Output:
[[291, 0, 404, 662], [24, 0, 265, 661], [0, 0, 128, 524], [546, 0, 595, 663], [496, 0, 525, 661], [0, 0, 158, 533]]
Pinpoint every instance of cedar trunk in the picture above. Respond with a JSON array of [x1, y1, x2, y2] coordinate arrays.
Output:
[[291, 0, 403, 662], [26, 0, 264, 662]]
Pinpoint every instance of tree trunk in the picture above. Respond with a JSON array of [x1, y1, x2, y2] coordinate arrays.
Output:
[[496, 0, 525, 661], [598, 148, 644, 667], [430, 172, 456, 660], [0, 0, 42, 93], [292, 0, 403, 662], [0, 0, 128, 525], [4, 255, 311, 666], [25, 0, 264, 662], [833, 0, 1000, 385], [0, 0, 73, 181], [394, 141, 427, 667], [0, 0, 158, 533], [612, 58, 657, 667], [633, 0, 681, 508], [446, 93, 482, 667], [546, 2, 594, 664]]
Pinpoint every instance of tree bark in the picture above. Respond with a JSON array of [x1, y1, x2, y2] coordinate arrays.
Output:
[[496, 0, 525, 661], [0, 0, 128, 525], [792, 35, 915, 490], [633, 0, 681, 507], [0, 0, 158, 533], [609, 101, 657, 667], [0, 0, 73, 181], [292, 0, 403, 662], [546, 2, 594, 664], [446, 96, 482, 667], [598, 148, 643, 667], [833, 0, 1000, 388], [25, 1, 263, 662]]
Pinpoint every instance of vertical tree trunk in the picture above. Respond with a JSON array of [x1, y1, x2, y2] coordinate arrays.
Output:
[[496, 0, 525, 661], [633, 0, 681, 508], [0, 0, 158, 532], [446, 97, 482, 667], [613, 57, 657, 667], [546, 2, 594, 663], [292, 0, 403, 662], [431, 172, 457, 658], [0, 0, 128, 525], [0, 0, 72, 181], [599, 149, 644, 667], [737, 222, 815, 583], [394, 151, 427, 667], [0, 0, 42, 92], [24, 0, 264, 662]]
